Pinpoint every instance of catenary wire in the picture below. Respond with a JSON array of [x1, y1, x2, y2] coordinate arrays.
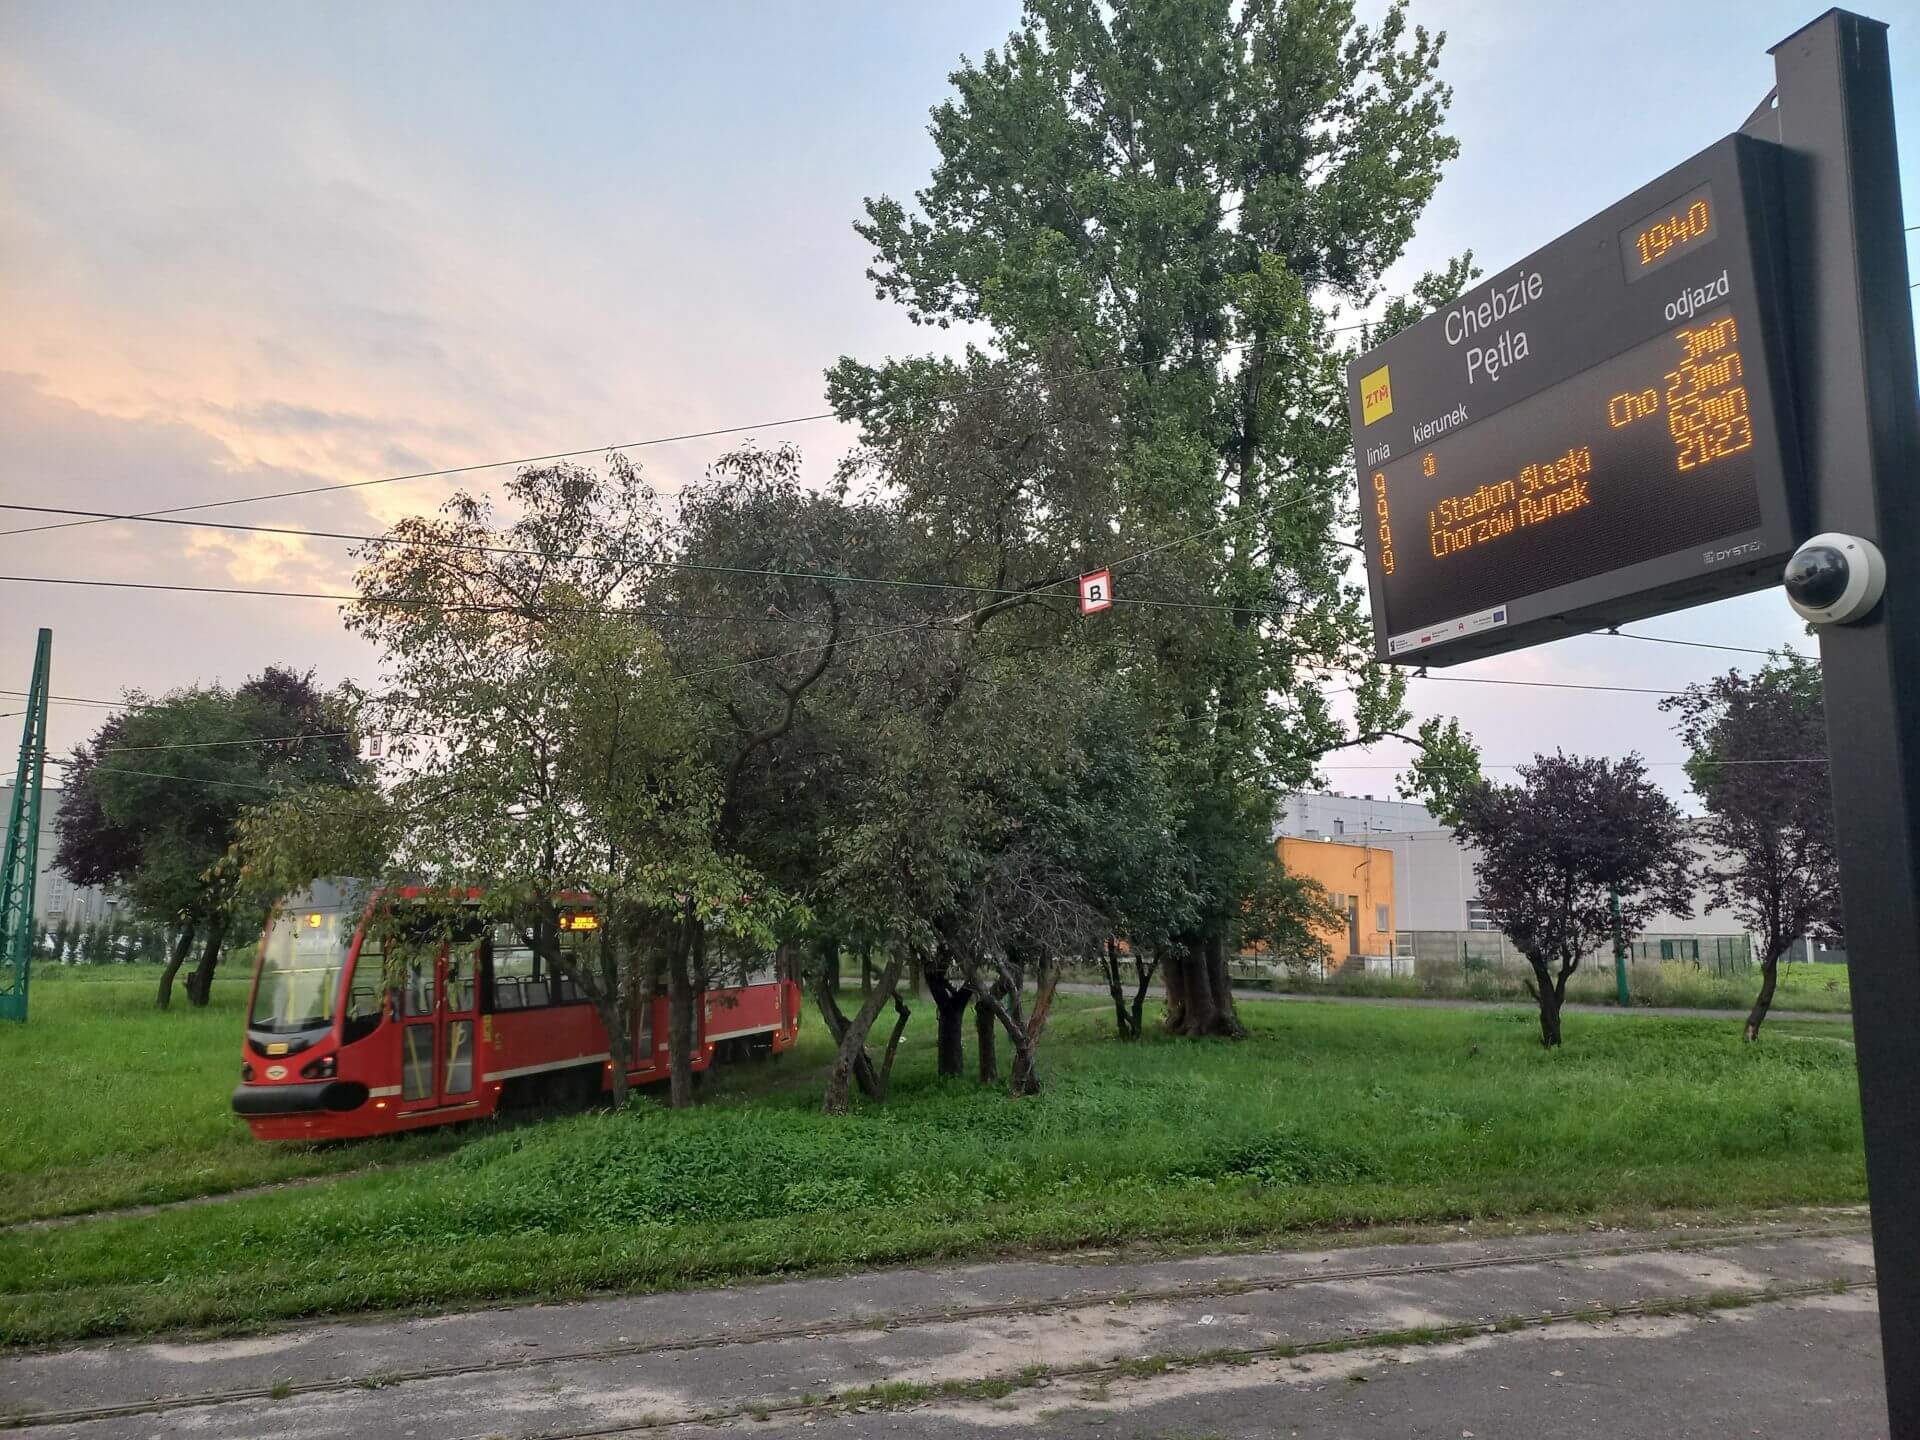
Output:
[[1315, 758, 1827, 769], [0, 509, 1278, 616], [1605, 629, 1806, 659], [0, 569, 1291, 623], [0, 317, 1396, 545], [41, 755, 284, 794], [0, 645, 1779, 724], [0, 413, 832, 541], [671, 482, 1335, 681], [1415, 674, 1686, 698], [102, 731, 356, 753]]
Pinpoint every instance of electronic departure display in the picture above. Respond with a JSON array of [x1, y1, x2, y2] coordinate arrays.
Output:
[[1347, 134, 1803, 665]]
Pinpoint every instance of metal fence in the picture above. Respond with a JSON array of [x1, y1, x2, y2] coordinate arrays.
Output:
[[1391, 929, 1752, 976]]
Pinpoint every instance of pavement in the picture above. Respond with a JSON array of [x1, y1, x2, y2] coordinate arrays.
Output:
[[1056, 979, 1855, 1025], [2, 1212, 1886, 1439]]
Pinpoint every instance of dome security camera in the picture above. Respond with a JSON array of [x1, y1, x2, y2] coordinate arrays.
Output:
[[1784, 532, 1886, 625]]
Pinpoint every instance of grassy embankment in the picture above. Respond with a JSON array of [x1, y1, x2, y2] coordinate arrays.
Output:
[[1247, 957, 1851, 1012], [0, 968, 469, 1224], [0, 966, 1864, 1347]]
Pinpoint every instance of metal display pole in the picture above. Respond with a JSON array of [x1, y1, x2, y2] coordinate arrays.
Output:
[[1771, 11, 1920, 1431]]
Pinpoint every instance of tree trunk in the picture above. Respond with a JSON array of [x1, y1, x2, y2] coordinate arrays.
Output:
[[665, 921, 697, 1109], [183, 919, 227, 1008], [600, 993, 632, 1110], [1161, 942, 1192, 1033], [811, 968, 886, 1099], [927, 969, 972, 1077], [1103, 938, 1134, 1039], [1163, 932, 1239, 1037], [1007, 961, 1062, 1097], [975, 982, 999, 1083], [156, 922, 196, 1010], [1205, 931, 1244, 1036], [1130, 955, 1156, 1038], [1529, 959, 1564, 1048], [874, 993, 913, 1101], [823, 951, 905, 1115], [1745, 948, 1784, 1042]]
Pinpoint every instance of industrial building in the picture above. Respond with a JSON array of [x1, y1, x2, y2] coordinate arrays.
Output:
[[0, 783, 119, 926], [1273, 790, 1759, 966]]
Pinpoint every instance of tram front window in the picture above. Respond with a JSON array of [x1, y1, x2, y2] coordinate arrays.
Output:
[[252, 908, 352, 1034]]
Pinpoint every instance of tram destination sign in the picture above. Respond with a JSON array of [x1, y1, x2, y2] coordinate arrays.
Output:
[[1347, 133, 1803, 665]]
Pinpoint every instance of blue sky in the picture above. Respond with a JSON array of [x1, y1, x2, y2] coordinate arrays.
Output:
[[1, 1, 1915, 797]]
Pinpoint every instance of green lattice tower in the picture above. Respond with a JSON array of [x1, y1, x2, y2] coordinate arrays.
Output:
[[0, 629, 52, 1023]]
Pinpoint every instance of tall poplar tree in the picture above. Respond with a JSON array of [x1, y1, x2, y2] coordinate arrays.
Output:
[[831, 0, 1461, 1033]]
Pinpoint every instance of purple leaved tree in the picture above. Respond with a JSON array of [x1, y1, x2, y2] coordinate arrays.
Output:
[[1454, 753, 1694, 1048]]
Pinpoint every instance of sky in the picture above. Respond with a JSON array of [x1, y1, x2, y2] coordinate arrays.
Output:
[[1, 1, 1916, 803]]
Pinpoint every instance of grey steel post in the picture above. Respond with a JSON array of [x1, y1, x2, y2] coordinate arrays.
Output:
[[1772, 10, 1920, 1431]]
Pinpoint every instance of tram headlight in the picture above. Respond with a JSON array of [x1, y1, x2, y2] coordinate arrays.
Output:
[[300, 1054, 338, 1080], [241, 1062, 254, 1082]]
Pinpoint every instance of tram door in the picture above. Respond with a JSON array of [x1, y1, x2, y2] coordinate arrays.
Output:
[[397, 945, 480, 1113]]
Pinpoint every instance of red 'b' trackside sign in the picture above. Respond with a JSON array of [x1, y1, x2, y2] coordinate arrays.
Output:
[[1078, 570, 1113, 615]]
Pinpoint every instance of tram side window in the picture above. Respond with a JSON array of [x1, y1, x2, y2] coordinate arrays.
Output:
[[446, 952, 475, 1012], [402, 1023, 433, 1099], [706, 935, 779, 988], [403, 959, 436, 1017], [343, 937, 386, 1043], [490, 935, 549, 1011], [552, 936, 591, 1005]]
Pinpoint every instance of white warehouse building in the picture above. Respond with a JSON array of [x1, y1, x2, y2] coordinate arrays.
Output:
[[1275, 791, 1752, 946]]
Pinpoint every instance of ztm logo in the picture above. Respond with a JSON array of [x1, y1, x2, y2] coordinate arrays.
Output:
[[1361, 365, 1393, 426]]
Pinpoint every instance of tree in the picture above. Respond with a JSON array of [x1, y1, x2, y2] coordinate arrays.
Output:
[[1453, 753, 1694, 1048], [1663, 655, 1838, 1040], [1235, 858, 1345, 974], [661, 366, 1149, 1106], [54, 669, 366, 1008], [1397, 716, 1483, 826], [316, 459, 792, 1111], [649, 445, 900, 1108], [832, 0, 1463, 1036], [1043, 706, 1197, 1041]]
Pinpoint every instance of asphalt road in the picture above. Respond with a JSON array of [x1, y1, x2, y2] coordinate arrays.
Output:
[[4, 1213, 1883, 1439]]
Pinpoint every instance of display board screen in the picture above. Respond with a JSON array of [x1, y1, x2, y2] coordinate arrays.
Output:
[[1348, 134, 1802, 664]]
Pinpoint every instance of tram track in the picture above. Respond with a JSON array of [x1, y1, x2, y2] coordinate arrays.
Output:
[[2, 1167, 415, 1235], [0, 1215, 1871, 1433]]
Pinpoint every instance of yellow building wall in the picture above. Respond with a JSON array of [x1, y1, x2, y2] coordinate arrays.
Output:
[[1274, 837, 1396, 960]]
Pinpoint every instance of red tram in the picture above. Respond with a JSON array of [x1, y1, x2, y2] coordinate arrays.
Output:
[[232, 882, 801, 1141]]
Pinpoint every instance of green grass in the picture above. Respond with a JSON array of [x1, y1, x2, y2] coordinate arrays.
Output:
[[0, 966, 473, 1224], [0, 979, 1865, 1347], [1245, 958, 1852, 1013]]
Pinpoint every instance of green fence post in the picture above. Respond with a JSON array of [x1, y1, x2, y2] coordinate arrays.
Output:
[[1609, 888, 1630, 1008]]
